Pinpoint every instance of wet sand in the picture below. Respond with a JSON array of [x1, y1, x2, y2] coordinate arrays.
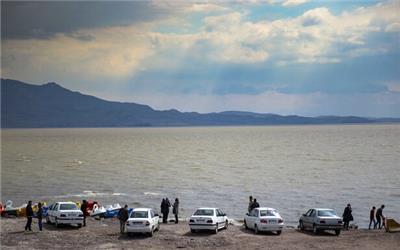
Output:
[[1, 217, 399, 249]]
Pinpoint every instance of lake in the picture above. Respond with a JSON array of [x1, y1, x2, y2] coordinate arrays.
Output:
[[2, 125, 399, 228]]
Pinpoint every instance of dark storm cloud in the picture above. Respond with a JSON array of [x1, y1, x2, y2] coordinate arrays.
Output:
[[1, 1, 168, 40]]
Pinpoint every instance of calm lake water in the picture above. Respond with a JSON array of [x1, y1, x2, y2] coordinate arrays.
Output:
[[2, 125, 400, 228]]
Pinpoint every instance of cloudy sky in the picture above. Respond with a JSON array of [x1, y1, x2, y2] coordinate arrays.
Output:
[[2, 0, 400, 117]]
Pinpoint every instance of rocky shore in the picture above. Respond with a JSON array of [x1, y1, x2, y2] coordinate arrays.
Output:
[[1, 217, 399, 249]]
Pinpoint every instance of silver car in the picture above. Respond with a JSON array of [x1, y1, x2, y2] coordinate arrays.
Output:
[[299, 208, 342, 235]]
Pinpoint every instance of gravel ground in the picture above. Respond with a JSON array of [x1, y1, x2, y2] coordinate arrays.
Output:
[[1, 217, 399, 249]]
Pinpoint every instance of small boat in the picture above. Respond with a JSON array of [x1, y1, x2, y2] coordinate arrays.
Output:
[[90, 203, 107, 217], [103, 204, 122, 218], [4, 200, 27, 217]]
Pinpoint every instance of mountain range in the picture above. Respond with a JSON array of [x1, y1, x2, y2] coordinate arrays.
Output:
[[2, 79, 399, 128]]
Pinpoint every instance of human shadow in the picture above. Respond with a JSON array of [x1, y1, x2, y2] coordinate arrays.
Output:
[[296, 228, 340, 237], [239, 226, 281, 236]]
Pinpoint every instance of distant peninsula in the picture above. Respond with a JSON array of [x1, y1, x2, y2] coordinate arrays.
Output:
[[1, 79, 399, 128]]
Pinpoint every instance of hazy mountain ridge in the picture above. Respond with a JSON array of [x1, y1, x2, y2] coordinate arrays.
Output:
[[1, 79, 399, 128]]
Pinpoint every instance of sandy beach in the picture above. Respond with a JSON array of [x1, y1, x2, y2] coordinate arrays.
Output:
[[1, 217, 399, 250]]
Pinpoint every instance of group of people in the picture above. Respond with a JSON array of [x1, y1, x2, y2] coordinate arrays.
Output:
[[248, 196, 260, 213], [24, 201, 43, 232], [160, 198, 179, 224], [369, 205, 385, 229]]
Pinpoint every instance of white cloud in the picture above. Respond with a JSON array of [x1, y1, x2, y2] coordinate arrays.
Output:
[[385, 22, 400, 32], [282, 0, 309, 7]]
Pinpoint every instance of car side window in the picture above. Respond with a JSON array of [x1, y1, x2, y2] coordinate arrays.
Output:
[[55, 204, 59, 211], [310, 210, 316, 217], [216, 209, 221, 216], [150, 210, 155, 218], [251, 209, 258, 217], [305, 209, 312, 216]]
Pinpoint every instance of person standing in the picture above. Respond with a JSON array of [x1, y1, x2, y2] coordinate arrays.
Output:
[[36, 202, 43, 231], [375, 205, 385, 229], [248, 196, 254, 213], [161, 199, 166, 223], [172, 198, 179, 224], [118, 205, 129, 234], [369, 206, 376, 229], [250, 198, 260, 211], [164, 198, 171, 223], [81, 200, 88, 227], [25, 201, 33, 231], [342, 204, 353, 230]]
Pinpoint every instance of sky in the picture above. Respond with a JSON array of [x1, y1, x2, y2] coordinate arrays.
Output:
[[1, 0, 400, 117]]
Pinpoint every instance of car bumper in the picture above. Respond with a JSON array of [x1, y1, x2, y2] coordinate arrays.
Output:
[[258, 224, 284, 231], [316, 224, 342, 230], [126, 225, 153, 233], [57, 218, 83, 224], [189, 223, 217, 231]]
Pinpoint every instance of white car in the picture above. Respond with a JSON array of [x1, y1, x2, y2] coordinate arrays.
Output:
[[189, 208, 228, 234], [299, 208, 342, 235], [126, 208, 160, 237], [46, 202, 83, 228], [244, 207, 284, 235]]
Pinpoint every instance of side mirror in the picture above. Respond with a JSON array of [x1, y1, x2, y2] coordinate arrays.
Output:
[[154, 213, 159, 217], [302, 214, 307, 217], [246, 213, 250, 216]]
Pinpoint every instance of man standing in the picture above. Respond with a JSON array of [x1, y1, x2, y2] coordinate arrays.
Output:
[[369, 206, 376, 229], [25, 201, 33, 231], [165, 198, 171, 223], [37, 202, 43, 231], [375, 205, 385, 229], [118, 205, 129, 234], [172, 198, 179, 224], [248, 196, 254, 213], [81, 200, 88, 227], [342, 204, 353, 230]]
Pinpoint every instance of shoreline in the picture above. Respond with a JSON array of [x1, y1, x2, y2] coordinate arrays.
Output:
[[1, 217, 399, 249]]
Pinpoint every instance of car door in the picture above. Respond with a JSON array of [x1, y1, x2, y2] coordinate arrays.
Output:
[[248, 208, 258, 229], [303, 209, 314, 228], [216, 209, 223, 228], [150, 209, 157, 227], [48, 203, 55, 222]]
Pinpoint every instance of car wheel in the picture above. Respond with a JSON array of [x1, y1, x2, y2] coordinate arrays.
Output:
[[244, 220, 248, 230], [213, 223, 218, 234], [312, 224, 318, 234], [225, 220, 228, 229], [299, 221, 305, 230], [77, 224, 82, 228], [254, 225, 259, 234], [149, 228, 154, 237], [190, 229, 196, 233], [276, 230, 282, 235], [55, 217, 59, 228], [335, 229, 341, 236], [156, 223, 160, 231]]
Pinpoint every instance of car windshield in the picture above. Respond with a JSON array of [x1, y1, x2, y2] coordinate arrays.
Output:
[[318, 210, 337, 217], [194, 209, 214, 216], [130, 211, 148, 218], [59, 204, 78, 210], [260, 210, 278, 217]]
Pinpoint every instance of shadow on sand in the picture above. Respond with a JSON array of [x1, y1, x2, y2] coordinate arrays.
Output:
[[296, 229, 340, 237]]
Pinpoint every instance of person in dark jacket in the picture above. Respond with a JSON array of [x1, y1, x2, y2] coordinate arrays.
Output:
[[342, 204, 353, 229], [369, 206, 376, 229], [375, 205, 385, 229], [36, 202, 43, 231], [81, 200, 88, 227], [172, 198, 179, 224], [160, 199, 166, 223], [25, 201, 33, 231], [118, 205, 129, 234], [163, 198, 171, 223], [250, 198, 260, 211], [248, 196, 254, 213]]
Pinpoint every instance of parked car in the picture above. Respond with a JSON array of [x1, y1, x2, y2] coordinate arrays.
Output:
[[244, 207, 284, 235], [46, 202, 84, 228], [126, 208, 160, 237], [299, 208, 342, 235], [189, 208, 228, 234]]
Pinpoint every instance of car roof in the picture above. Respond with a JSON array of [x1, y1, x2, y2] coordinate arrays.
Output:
[[313, 208, 335, 211], [255, 207, 276, 210], [196, 207, 218, 210], [132, 208, 152, 211], [56, 202, 78, 205]]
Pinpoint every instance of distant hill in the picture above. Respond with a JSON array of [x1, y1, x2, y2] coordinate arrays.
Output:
[[1, 79, 399, 128]]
